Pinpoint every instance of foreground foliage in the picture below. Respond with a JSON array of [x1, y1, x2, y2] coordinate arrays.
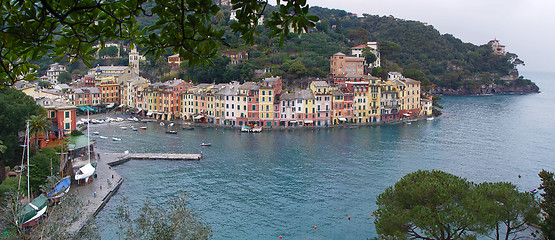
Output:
[[0, 0, 317, 87], [374, 170, 539, 240], [0, 88, 44, 184], [539, 170, 555, 240], [115, 192, 211, 240]]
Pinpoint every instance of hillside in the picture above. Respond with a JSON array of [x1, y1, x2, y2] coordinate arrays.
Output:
[[32, 4, 539, 93], [209, 5, 538, 92]]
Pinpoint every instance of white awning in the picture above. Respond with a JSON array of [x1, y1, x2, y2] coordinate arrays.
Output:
[[118, 104, 125, 108], [106, 103, 115, 108], [146, 112, 153, 116], [304, 120, 313, 124], [338, 117, 347, 122], [136, 108, 143, 114], [403, 113, 410, 116], [194, 115, 204, 120], [290, 121, 297, 123]]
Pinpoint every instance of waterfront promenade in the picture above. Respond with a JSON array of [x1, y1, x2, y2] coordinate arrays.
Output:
[[66, 151, 203, 235], [67, 152, 123, 234]]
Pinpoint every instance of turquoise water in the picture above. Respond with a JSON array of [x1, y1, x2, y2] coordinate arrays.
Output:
[[94, 71, 555, 239]]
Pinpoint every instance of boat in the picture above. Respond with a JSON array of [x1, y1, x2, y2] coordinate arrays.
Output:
[[168, 122, 174, 127], [46, 176, 71, 200], [18, 194, 48, 227], [112, 137, 122, 141], [93, 131, 100, 135], [133, 117, 139, 122], [182, 126, 194, 130], [120, 126, 128, 130], [99, 136, 108, 139], [132, 128, 138, 131], [160, 122, 165, 126], [127, 117, 135, 121], [427, 117, 435, 121], [200, 143, 212, 146], [75, 163, 97, 183], [241, 126, 251, 132], [17, 122, 48, 227], [407, 122, 412, 125], [116, 117, 124, 122], [165, 130, 178, 134], [251, 127, 262, 133], [139, 126, 147, 130]]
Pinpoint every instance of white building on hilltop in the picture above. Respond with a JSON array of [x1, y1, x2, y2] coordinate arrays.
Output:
[[351, 41, 381, 69], [488, 39, 506, 56]]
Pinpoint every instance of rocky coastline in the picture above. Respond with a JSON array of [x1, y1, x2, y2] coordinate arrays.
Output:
[[429, 82, 540, 95]]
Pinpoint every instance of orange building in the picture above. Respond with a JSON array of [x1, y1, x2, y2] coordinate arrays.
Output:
[[329, 52, 364, 76], [99, 82, 120, 104], [168, 54, 184, 69]]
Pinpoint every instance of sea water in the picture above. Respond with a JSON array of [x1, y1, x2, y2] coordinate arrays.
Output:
[[95, 71, 555, 239]]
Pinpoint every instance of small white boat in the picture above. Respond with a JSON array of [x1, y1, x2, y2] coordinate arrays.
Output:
[[252, 127, 262, 133], [168, 122, 174, 127], [116, 117, 124, 122], [99, 136, 108, 139], [241, 126, 251, 132], [127, 117, 135, 121], [200, 143, 212, 146], [112, 137, 122, 141], [133, 117, 139, 122], [427, 117, 435, 121], [120, 126, 128, 130], [96, 119, 105, 124], [160, 122, 165, 126], [93, 131, 100, 135], [139, 126, 147, 130]]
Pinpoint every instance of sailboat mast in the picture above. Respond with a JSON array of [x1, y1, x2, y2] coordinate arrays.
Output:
[[87, 109, 90, 163], [26, 121, 30, 198]]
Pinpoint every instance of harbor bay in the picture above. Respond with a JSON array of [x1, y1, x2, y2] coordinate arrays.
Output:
[[94, 72, 554, 239]]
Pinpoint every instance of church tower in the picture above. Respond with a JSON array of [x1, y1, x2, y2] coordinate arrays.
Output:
[[129, 47, 140, 75]]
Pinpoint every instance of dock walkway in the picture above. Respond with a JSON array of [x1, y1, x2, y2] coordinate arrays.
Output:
[[107, 152, 202, 166], [67, 151, 201, 235]]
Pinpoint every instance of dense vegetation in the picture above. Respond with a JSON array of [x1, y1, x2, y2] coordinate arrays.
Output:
[[375, 170, 540, 240], [29, 3, 534, 90]]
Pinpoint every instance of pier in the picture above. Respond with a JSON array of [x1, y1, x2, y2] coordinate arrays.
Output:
[[107, 152, 203, 166]]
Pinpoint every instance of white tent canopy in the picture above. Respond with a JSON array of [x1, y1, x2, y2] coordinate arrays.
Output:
[[338, 117, 347, 122]]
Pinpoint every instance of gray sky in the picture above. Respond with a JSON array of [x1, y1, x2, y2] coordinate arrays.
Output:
[[301, 0, 554, 72]]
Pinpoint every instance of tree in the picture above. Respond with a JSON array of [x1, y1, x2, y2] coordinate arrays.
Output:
[[38, 81, 53, 89], [0, 0, 318, 87], [362, 47, 377, 64], [375, 170, 541, 240], [115, 192, 212, 240], [29, 114, 52, 155], [474, 182, 540, 240], [539, 170, 555, 240], [98, 46, 119, 58], [57, 71, 72, 84], [374, 170, 485, 240], [378, 41, 401, 78], [28, 148, 59, 193], [0, 88, 44, 184]]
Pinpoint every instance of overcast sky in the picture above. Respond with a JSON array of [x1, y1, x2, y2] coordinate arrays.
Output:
[[300, 0, 554, 73]]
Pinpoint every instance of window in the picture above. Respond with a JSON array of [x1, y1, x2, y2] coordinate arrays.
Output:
[[65, 123, 70, 129], [65, 111, 69, 118]]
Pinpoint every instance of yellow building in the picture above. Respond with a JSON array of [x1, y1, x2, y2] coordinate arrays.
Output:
[[259, 86, 274, 126]]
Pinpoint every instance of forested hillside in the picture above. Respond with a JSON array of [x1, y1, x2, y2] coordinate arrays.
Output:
[[32, 3, 538, 92]]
